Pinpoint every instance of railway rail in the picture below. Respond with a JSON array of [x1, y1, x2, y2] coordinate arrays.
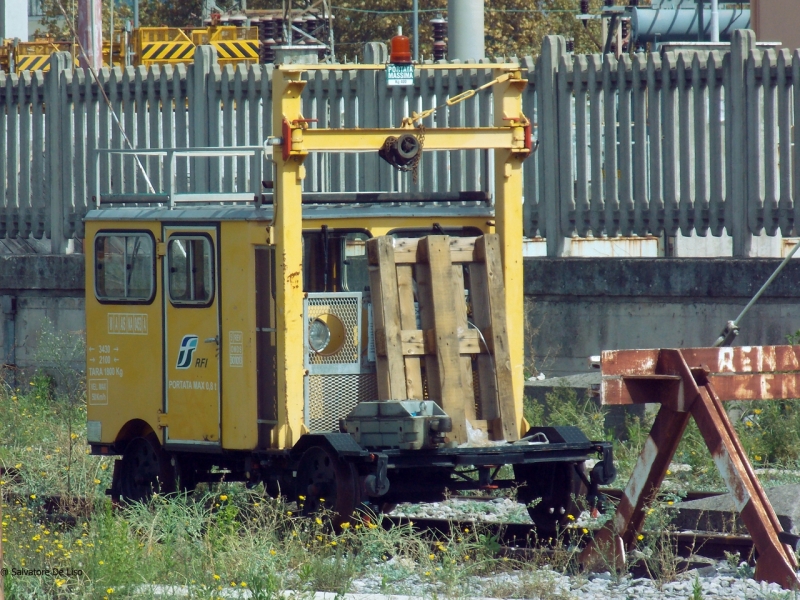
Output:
[[382, 515, 756, 565], [1, 486, 759, 569]]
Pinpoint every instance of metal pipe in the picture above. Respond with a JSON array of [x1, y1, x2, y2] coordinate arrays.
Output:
[[447, 0, 484, 60], [413, 0, 419, 62], [712, 238, 800, 347], [710, 0, 720, 43], [134, 0, 138, 29], [631, 8, 750, 44], [110, 0, 113, 63]]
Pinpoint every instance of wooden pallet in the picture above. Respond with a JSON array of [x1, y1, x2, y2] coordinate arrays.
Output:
[[367, 234, 518, 443]]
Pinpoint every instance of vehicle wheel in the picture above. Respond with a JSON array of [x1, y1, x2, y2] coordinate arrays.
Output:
[[116, 435, 176, 503], [296, 445, 359, 528], [514, 461, 586, 537]]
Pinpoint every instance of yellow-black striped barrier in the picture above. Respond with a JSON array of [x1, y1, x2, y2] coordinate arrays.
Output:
[[16, 55, 49, 72], [211, 40, 259, 60], [140, 41, 195, 63]]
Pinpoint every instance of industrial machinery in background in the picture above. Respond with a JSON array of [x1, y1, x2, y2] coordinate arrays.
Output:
[[1, 3, 333, 74], [578, 0, 751, 56]]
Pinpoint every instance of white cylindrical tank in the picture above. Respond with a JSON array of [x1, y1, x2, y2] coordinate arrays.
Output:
[[631, 8, 751, 44], [447, 0, 484, 60]]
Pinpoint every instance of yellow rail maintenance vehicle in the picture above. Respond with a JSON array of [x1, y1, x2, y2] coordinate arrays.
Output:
[[84, 61, 615, 531]]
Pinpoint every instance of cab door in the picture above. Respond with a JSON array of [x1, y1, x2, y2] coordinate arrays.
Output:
[[163, 226, 221, 446]]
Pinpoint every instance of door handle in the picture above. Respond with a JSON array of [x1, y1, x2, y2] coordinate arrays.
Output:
[[204, 336, 219, 344]]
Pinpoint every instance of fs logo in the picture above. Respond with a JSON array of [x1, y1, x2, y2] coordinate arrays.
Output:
[[176, 335, 198, 369]]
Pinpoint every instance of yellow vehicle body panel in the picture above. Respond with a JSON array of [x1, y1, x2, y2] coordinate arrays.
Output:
[[85, 220, 163, 445], [85, 211, 493, 451]]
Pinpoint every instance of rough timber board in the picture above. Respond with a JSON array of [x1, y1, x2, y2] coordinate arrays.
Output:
[[367, 236, 406, 400], [452, 264, 477, 422], [396, 264, 424, 399], [468, 258, 502, 434], [416, 236, 468, 443], [474, 235, 518, 441]]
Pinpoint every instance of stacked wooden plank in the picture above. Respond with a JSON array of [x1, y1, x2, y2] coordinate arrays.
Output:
[[367, 234, 518, 443]]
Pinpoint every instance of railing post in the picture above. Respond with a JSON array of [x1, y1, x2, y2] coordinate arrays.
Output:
[[730, 30, 756, 256], [46, 52, 71, 254], [191, 46, 216, 193], [540, 36, 567, 257]]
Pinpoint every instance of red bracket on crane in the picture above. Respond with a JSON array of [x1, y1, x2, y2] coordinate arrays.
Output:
[[580, 345, 800, 590]]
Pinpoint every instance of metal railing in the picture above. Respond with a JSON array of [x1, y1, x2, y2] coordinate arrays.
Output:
[[93, 146, 266, 207]]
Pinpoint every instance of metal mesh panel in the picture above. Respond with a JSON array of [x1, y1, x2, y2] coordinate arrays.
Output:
[[306, 295, 360, 365], [307, 374, 379, 432]]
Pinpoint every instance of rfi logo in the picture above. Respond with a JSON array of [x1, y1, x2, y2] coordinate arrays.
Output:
[[176, 335, 198, 369]]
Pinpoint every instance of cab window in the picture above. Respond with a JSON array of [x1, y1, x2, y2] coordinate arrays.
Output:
[[94, 232, 155, 303], [302, 229, 370, 292], [168, 236, 214, 305]]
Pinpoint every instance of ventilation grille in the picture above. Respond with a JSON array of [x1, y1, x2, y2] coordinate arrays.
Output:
[[307, 373, 379, 432], [305, 293, 361, 367]]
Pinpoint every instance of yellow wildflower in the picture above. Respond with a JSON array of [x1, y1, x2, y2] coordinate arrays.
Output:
[[213, 574, 221, 580], [637, 534, 644, 541], [220, 495, 228, 501], [340, 522, 350, 529], [754, 409, 762, 415], [94, 479, 101, 485]]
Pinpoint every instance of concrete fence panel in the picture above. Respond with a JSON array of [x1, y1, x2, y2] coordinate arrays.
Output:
[[0, 30, 797, 256]]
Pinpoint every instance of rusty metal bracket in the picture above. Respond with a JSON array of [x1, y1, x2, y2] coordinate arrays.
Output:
[[580, 346, 800, 590]]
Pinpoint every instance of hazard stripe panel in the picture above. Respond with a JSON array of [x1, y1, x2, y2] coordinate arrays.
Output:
[[141, 42, 195, 61], [212, 40, 259, 59], [16, 55, 49, 72]]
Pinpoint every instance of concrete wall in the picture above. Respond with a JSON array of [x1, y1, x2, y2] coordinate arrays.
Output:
[[5, 255, 800, 383], [0, 254, 84, 374], [525, 258, 800, 377]]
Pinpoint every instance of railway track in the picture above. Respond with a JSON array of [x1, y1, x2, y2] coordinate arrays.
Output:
[[384, 514, 756, 566], [2, 487, 756, 566]]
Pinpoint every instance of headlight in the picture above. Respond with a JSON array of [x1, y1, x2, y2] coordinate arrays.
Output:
[[309, 318, 331, 353]]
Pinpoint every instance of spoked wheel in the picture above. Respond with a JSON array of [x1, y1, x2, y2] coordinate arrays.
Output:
[[514, 461, 587, 537], [296, 445, 360, 528], [115, 435, 176, 503]]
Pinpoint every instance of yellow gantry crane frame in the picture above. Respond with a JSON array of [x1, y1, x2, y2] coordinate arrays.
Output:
[[270, 63, 531, 447]]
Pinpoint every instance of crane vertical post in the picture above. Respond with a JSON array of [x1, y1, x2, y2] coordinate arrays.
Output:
[[492, 67, 527, 437], [273, 67, 308, 447]]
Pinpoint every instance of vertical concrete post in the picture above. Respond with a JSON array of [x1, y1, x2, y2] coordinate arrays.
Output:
[[78, 0, 102, 70], [730, 30, 756, 256], [540, 36, 567, 257], [359, 43, 386, 192], [191, 46, 216, 193], [46, 52, 70, 254], [447, 0, 484, 60]]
